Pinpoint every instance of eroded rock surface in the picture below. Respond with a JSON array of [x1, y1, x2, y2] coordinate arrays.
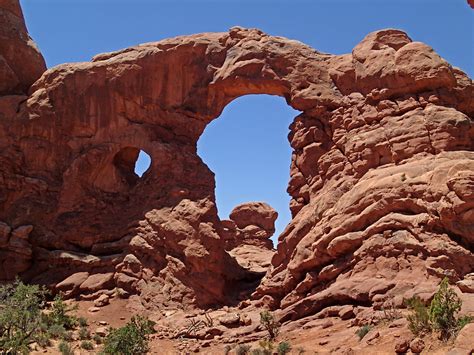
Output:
[[0, 0, 46, 96], [223, 202, 277, 250], [0, 0, 473, 319], [0, 222, 33, 279]]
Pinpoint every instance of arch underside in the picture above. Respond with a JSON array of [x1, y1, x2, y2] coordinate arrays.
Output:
[[0, 25, 473, 317]]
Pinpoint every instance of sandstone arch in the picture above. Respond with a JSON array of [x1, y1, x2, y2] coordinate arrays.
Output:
[[1, 1, 473, 318]]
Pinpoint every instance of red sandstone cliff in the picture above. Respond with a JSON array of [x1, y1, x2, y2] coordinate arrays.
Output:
[[0, 1, 473, 321]]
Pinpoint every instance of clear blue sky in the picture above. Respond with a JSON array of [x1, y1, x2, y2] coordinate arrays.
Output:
[[21, 0, 473, 241]]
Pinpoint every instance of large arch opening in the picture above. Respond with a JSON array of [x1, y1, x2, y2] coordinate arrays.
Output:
[[197, 94, 300, 246]]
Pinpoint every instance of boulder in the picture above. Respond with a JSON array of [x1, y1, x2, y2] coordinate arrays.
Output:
[[457, 279, 474, 293], [94, 294, 110, 307], [56, 272, 90, 296], [218, 313, 241, 328], [95, 327, 108, 337], [455, 323, 474, 352], [80, 273, 115, 293], [229, 202, 278, 231], [394, 338, 410, 353], [409, 337, 425, 354]]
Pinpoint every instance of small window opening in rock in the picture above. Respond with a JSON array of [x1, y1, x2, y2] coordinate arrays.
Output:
[[134, 150, 151, 177], [113, 147, 151, 186]]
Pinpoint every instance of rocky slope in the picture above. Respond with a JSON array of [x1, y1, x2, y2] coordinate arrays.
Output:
[[0, 0, 473, 327]]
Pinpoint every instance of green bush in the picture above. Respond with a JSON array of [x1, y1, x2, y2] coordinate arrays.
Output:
[[79, 326, 91, 340], [101, 316, 155, 355], [78, 317, 88, 327], [0, 280, 48, 353], [355, 324, 372, 340], [429, 277, 471, 340], [405, 296, 431, 336], [236, 344, 251, 355], [46, 295, 78, 330], [0, 280, 96, 354], [35, 332, 51, 348], [93, 333, 103, 344], [58, 341, 74, 355], [457, 315, 473, 331], [259, 310, 280, 340], [277, 341, 292, 355], [81, 340, 94, 350], [47, 324, 67, 339], [62, 331, 74, 341], [255, 339, 274, 355], [406, 277, 472, 340]]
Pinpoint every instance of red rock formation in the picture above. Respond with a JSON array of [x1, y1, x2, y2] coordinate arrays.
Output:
[[255, 32, 474, 321], [0, 0, 46, 95], [0, 0, 473, 318], [222, 202, 277, 302], [223, 202, 277, 249]]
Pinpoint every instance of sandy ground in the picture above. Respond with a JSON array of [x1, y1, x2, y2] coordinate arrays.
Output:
[[29, 296, 472, 354]]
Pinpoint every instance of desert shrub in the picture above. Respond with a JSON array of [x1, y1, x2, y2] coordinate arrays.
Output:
[[47, 324, 67, 339], [380, 300, 402, 323], [277, 341, 292, 355], [236, 344, 251, 355], [34, 332, 51, 349], [355, 324, 372, 340], [81, 340, 94, 350], [457, 315, 473, 331], [0, 280, 48, 353], [255, 339, 274, 355], [58, 341, 74, 355], [406, 277, 472, 340], [62, 331, 74, 341], [93, 333, 103, 344], [101, 315, 155, 355], [79, 326, 91, 340], [0, 280, 91, 353], [429, 277, 471, 340], [45, 294, 77, 330], [78, 317, 88, 327], [259, 310, 280, 340], [405, 296, 431, 336], [184, 316, 205, 336], [35, 332, 52, 348]]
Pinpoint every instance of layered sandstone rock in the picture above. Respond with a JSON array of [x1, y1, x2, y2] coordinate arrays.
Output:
[[0, 222, 33, 279], [223, 202, 277, 250], [0, 0, 46, 95], [224, 202, 277, 287], [254, 33, 474, 321], [0, 0, 472, 318]]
